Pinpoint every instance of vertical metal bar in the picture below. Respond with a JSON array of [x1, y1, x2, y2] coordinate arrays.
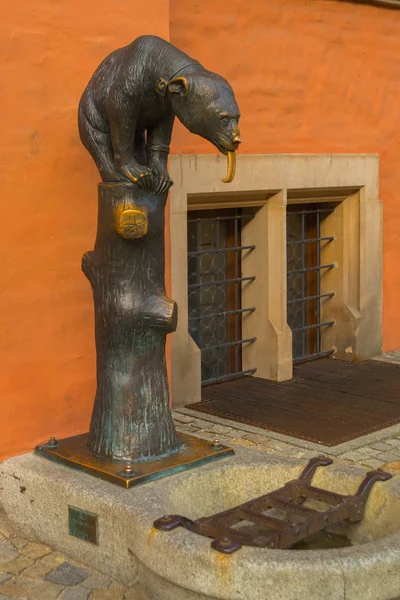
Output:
[[197, 214, 203, 350], [234, 211, 239, 375], [301, 213, 306, 359], [195, 213, 202, 348], [215, 210, 221, 380], [316, 207, 321, 354]]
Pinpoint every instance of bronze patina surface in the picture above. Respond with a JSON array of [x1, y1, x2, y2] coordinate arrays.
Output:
[[68, 506, 99, 545], [154, 456, 392, 553], [35, 433, 234, 489], [68, 36, 241, 474], [81, 183, 180, 463], [78, 35, 242, 193]]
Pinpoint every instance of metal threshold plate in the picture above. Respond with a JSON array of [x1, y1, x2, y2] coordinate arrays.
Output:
[[35, 433, 234, 489]]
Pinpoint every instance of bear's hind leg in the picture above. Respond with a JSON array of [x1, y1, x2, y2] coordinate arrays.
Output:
[[79, 115, 127, 183]]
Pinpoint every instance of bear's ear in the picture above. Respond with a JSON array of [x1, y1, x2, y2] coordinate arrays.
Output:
[[168, 76, 190, 96]]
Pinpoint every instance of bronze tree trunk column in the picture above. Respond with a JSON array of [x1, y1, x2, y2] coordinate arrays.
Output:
[[82, 182, 179, 461]]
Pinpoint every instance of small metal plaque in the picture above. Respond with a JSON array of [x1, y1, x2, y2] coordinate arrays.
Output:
[[68, 506, 98, 545]]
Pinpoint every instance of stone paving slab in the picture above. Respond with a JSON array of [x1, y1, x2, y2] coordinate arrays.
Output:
[[91, 582, 125, 600], [0, 541, 19, 565], [376, 452, 400, 462], [19, 543, 52, 561], [81, 574, 111, 590], [373, 350, 400, 364], [386, 438, 400, 447], [1, 556, 35, 576], [0, 575, 64, 600], [59, 588, 90, 600], [45, 563, 91, 586], [23, 560, 55, 580]]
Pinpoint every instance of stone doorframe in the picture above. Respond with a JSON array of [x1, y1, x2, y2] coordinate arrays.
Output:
[[169, 154, 381, 407]]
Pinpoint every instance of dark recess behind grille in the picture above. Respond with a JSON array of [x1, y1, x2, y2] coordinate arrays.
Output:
[[287, 204, 336, 363], [188, 209, 256, 385]]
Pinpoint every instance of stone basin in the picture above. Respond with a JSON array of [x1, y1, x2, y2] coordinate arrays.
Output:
[[1, 450, 400, 600], [135, 453, 400, 600]]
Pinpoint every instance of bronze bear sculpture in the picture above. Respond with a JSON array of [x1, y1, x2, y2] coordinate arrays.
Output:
[[78, 35, 242, 195]]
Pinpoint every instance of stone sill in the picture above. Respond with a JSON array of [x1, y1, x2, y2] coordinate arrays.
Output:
[[340, 0, 400, 9]]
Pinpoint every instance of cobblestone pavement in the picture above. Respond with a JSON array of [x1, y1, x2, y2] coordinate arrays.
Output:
[[172, 409, 400, 471], [0, 512, 137, 600]]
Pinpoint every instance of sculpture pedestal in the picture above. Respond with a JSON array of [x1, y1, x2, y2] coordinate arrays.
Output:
[[35, 433, 234, 488]]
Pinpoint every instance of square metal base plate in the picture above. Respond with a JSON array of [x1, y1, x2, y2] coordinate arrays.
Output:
[[35, 433, 234, 489]]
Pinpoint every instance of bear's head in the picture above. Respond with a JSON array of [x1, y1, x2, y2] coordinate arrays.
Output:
[[166, 71, 242, 182]]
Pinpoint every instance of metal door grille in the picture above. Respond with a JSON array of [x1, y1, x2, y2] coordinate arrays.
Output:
[[287, 204, 335, 363], [188, 208, 257, 385]]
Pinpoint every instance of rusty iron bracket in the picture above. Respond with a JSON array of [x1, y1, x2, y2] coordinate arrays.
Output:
[[153, 456, 392, 554]]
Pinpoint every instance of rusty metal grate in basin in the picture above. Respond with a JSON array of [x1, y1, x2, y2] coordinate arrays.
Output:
[[154, 457, 392, 554]]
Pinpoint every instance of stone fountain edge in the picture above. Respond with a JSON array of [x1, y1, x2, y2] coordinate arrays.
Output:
[[0, 449, 399, 600]]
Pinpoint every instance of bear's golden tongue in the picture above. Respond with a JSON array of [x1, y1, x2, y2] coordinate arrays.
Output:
[[221, 151, 236, 184]]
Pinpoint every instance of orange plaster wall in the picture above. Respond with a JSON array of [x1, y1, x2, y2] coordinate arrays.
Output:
[[2, 0, 400, 461], [170, 0, 400, 352], [0, 1, 170, 460]]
